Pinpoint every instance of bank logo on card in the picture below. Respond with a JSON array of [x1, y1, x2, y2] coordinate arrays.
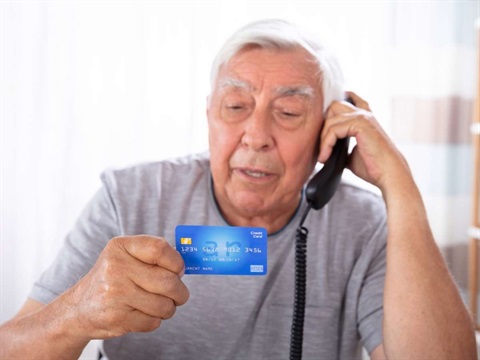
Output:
[[175, 225, 267, 276]]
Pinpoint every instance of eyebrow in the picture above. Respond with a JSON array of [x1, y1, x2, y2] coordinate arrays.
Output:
[[218, 77, 315, 99], [275, 86, 315, 98], [219, 78, 253, 92]]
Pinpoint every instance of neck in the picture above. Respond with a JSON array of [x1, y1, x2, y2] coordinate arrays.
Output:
[[212, 187, 303, 234]]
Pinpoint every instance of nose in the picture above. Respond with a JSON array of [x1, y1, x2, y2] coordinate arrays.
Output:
[[241, 107, 274, 152]]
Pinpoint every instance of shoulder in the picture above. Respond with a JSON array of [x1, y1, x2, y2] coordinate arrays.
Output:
[[99, 151, 211, 205], [312, 179, 387, 245], [332, 180, 386, 217], [101, 151, 210, 189]]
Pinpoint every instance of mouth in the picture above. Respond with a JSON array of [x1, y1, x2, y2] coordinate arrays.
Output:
[[234, 167, 276, 181], [243, 169, 268, 177]]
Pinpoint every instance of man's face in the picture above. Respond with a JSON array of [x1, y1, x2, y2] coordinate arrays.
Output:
[[207, 46, 324, 228]]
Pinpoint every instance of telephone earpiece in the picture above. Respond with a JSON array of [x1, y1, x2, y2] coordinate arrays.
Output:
[[305, 137, 350, 210]]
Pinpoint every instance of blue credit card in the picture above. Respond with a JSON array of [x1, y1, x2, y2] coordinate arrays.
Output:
[[175, 225, 267, 275]]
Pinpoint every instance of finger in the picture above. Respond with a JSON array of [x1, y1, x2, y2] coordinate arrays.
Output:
[[113, 235, 185, 276], [126, 285, 178, 320], [325, 99, 356, 119], [319, 112, 358, 163], [123, 310, 163, 333], [345, 91, 371, 111], [128, 262, 190, 306]]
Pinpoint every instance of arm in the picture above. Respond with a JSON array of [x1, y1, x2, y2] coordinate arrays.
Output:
[[381, 159, 475, 358], [0, 299, 89, 359], [320, 92, 476, 359], [0, 236, 189, 359]]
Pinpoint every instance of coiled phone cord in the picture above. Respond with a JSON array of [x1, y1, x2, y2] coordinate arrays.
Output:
[[289, 204, 312, 360]]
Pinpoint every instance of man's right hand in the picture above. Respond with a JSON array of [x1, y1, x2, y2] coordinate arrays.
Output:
[[62, 235, 189, 340], [0, 235, 189, 359]]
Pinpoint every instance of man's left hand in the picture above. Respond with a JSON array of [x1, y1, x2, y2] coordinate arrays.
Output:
[[319, 91, 410, 194]]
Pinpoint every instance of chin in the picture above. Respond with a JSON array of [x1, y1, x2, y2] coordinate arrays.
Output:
[[232, 191, 271, 215]]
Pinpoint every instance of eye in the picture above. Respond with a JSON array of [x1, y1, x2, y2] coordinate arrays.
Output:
[[220, 99, 252, 123], [281, 111, 300, 118], [226, 104, 245, 111], [276, 108, 302, 119], [274, 106, 306, 130], [275, 102, 304, 120]]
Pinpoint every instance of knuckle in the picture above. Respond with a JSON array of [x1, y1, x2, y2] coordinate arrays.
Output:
[[150, 237, 169, 258], [101, 258, 116, 277], [159, 270, 178, 292], [162, 300, 177, 320], [95, 263, 127, 300], [149, 318, 163, 331], [103, 237, 129, 260], [100, 258, 122, 286], [108, 236, 125, 250], [175, 283, 190, 306], [156, 271, 189, 306]]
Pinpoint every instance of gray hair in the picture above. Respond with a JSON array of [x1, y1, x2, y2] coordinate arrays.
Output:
[[210, 19, 345, 113]]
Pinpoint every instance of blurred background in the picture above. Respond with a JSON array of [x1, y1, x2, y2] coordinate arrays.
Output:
[[1, 0, 479, 357]]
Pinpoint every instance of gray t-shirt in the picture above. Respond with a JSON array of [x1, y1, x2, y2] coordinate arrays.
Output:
[[30, 152, 387, 360]]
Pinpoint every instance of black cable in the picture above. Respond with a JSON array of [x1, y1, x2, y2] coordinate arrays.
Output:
[[289, 204, 312, 360]]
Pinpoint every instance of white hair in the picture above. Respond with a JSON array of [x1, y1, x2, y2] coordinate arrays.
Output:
[[210, 19, 345, 113]]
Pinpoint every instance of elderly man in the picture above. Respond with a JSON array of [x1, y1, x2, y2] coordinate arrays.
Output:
[[0, 19, 476, 359]]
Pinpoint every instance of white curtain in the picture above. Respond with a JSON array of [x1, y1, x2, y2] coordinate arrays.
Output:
[[1, 0, 478, 352], [386, 2, 478, 302]]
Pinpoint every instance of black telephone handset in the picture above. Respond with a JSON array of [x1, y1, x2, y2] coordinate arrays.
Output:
[[305, 137, 350, 210], [290, 99, 352, 360]]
